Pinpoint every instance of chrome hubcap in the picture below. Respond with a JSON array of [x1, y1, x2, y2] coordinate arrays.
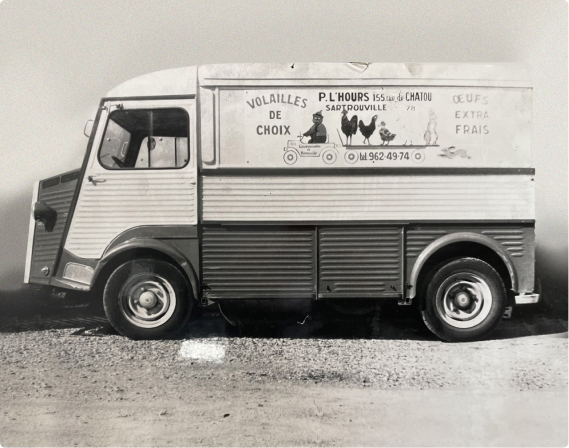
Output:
[[119, 273, 176, 328], [455, 291, 471, 309], [435, 273, 493, 329], [139, 290, 158, 309]]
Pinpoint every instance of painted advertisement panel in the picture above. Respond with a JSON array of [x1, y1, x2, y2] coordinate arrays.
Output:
[[218, 87, 531, 168]]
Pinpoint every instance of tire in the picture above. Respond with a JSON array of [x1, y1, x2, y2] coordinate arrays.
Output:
[[322, 149, 337, 164], [103, 259, 193, 339], [283, 150, 298, 165], [411, 150, 425, 164], [421, 258, 506, 342], [345, 151, 358, 164]]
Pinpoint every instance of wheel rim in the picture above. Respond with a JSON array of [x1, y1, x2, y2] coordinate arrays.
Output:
[[345, 151, 358, 164], [322, 150, 337, 164], [283, 151, 297, 165], [435, 272, 493, 329], [411, 150, 425, 164], [118, 273, 177, 328]]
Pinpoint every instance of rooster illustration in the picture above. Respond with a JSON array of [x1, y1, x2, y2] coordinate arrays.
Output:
[[341, 110, 358, 145]]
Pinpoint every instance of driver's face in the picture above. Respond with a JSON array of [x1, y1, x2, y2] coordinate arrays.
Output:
[[313, 115, 323, 124]]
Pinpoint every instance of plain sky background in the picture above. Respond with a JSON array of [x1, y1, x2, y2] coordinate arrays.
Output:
[[0, 0, 566, 306]]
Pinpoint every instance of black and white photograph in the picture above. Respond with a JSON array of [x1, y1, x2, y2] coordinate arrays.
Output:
[[0, 0, 567, 446]]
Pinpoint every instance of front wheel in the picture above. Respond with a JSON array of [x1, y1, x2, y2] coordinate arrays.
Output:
[[421, 258, 506, 342], [283, 150, 298, 165], [103, 259, 193, 339]]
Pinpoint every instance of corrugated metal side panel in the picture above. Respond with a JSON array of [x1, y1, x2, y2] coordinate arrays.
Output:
[[481, 228, 526, 258], [405, 229, 449, 258], [201, 175, 534, 222], [319, 227, 403, 298], [30, 179, 78, 283], [405, 226, 530, 259], [202, 227, 316, 299], [65, 171, 197, 259]]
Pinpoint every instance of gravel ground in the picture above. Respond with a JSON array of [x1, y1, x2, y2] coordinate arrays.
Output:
[[0, 303, 567, 446], [1, 327, 567, 397]]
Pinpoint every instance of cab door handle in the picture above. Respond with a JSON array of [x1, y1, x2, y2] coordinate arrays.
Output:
[[88, 175, 106, 185]]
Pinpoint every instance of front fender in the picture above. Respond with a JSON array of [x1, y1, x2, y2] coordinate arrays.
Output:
[[407, 232, 518, 299], [93, 238, 199, 300]]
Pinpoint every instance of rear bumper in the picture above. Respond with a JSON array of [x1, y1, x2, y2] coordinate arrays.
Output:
[[515, 293, 540, 304]]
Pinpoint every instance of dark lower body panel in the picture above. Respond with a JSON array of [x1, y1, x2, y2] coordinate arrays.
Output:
[[201, 222, 535, 302], [201, 225, 404, 300]]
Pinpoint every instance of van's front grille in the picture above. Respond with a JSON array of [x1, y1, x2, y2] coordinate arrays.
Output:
[[29, 171, 79, 284]]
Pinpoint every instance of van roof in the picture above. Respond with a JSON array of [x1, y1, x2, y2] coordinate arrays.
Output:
[[106, 66, 198, 98], [106, 63, 531, 98]]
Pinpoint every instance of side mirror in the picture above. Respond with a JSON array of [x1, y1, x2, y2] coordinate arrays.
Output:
[[83, 119, 94, 138]]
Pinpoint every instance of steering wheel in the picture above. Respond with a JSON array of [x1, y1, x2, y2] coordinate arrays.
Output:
[[111, 156, 126, 168]]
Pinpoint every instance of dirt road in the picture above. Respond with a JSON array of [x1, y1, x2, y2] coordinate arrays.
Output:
[[3, 385, 566, 446], [0, 301, 567, 446]]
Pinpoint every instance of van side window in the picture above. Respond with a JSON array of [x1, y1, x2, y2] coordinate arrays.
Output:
[[98, 108, 189, 169]]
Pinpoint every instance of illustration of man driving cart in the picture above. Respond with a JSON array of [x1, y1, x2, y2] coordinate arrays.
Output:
[[283, 111, 338, 165]]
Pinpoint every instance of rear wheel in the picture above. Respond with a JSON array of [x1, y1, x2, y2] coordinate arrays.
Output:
[[103, 259, 192, 339], [322, 149, 337, 164], [421, 258, 506, 342]]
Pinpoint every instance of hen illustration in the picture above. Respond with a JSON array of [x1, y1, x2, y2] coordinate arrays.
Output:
[[341, 110, 358, 145], [379, 121, 396, 145], [358, 115, 378, 145]]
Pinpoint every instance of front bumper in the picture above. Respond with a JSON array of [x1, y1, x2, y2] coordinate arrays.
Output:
[[515, 293, 540, 304]]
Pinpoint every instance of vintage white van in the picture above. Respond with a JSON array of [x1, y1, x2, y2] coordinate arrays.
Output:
[[24, 63, 538, 341]]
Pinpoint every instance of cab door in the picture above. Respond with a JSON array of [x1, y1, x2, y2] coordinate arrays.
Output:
[[64, 99, 197, 260]]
